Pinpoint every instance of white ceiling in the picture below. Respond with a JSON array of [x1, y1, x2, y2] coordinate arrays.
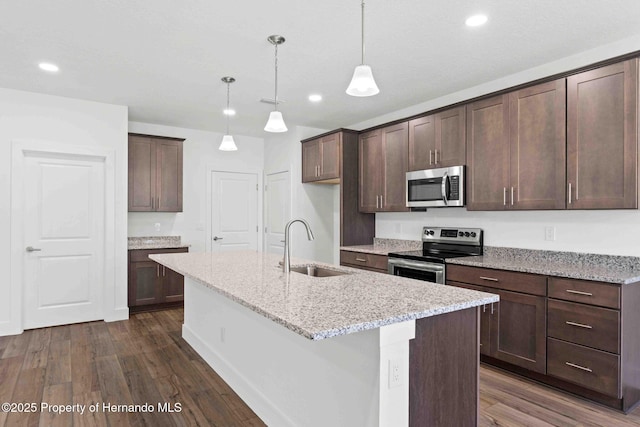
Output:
[[2, 0, 640, 137]]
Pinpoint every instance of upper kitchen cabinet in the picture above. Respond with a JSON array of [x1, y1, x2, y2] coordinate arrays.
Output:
[[567, 58, 638, 209], [300, 130, 375, 246], [408, 105, 466, 171], [301, 132, 341, 183], [128, 133, 184, 212], [467, 79, 566, 210], [359, 122, 409, 213]]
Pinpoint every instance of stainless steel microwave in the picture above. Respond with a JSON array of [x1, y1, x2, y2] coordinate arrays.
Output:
[[406, 165, 465, 208]]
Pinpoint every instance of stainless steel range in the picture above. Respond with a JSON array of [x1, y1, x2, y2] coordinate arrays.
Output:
[[387, 227, 483, 284]]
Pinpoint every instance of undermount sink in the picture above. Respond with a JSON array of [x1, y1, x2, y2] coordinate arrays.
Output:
[[290, 265, 351, 278]]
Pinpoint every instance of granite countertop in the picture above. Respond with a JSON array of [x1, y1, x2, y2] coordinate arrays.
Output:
[[340, 237, 422, 255], [447, 247, 640, 285], [128, 236, 190, 250], [150, 250, 498, 341]]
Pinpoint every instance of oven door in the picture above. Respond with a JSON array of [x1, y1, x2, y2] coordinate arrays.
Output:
[[388, 258, 445, 284], [406, 166, 464, 208]]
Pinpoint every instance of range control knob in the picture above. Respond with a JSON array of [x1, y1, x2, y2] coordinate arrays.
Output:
[[458, 231, 464, 237], [429, 230, 435, 236], [470, 232, 477, 238], [464, 232, 470, 237]]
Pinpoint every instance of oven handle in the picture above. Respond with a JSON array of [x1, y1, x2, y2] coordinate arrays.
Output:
[[441, 171, 449, 206], [388, 258, 445, 272]]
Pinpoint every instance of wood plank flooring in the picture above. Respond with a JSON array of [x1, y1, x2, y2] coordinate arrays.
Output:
[[1, 308, 639, 426]]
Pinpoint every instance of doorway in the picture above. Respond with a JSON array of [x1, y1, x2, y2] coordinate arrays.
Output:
[[264, 171, 291, 255]]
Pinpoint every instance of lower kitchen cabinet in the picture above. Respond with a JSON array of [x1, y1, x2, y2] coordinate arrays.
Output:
[[448, 264, 640, 412], [340, 250, 388, 274], [128, 247, 188, 311]]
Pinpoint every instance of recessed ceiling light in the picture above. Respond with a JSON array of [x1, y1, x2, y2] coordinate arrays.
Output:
[[38, 62, 59, 72], [223, 108, 236, 116], [308, 94, 322, 102], [465, 14, 488, 27]]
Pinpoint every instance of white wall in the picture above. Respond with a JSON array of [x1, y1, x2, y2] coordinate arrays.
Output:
[[349, 34, 640, 257], [0, 88, 128, 335], [264, 125, 338, 264], [127, 122, 265, 253]]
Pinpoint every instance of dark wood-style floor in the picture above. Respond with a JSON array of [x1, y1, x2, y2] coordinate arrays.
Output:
[[1, 309, 639, 427]]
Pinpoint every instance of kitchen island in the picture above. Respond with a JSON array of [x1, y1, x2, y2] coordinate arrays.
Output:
[[150, 251, 498, 427]]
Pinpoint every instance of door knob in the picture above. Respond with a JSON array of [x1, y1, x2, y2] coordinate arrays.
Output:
[[213, 236, 223, 241], [26, 246, 42, 252]]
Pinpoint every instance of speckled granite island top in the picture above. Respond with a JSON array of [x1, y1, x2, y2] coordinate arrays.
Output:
[[150, 251, 498, 340], [447, 247, 640, 285]]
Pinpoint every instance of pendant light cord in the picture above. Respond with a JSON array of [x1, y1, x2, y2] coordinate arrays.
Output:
[[274, 43, 279, 112], [361, 0, 365, 65], [226, 82, 230, 135]]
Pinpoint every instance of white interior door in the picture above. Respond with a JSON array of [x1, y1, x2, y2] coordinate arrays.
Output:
[[265, 171, 291, 255], [211, 171, 259, 252], [23, 152, 105, 329]]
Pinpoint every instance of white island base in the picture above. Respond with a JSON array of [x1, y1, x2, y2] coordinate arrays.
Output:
[[182, 277, 416, 427]]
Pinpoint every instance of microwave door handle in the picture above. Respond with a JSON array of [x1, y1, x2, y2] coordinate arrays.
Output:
[[441, 172, 449, 205]]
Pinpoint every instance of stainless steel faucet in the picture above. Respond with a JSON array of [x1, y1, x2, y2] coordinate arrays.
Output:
[[283, 218, 314, 273]]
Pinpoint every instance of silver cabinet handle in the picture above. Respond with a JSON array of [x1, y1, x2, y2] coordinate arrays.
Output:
[[566, 289, 593, 296], [380, 195, 383, 209], [491, 303, 495, 315], [213, 236, 223, 241], [568, 183, 572, 205], [429, 150, 433, 165], [511, 187, 514, 206], [26, 246, 42, 252], [355, 257, 367, 262], [503, 187, 507, 206], [566, 321, 592, 329], [435, 149, 439, 164], [565, 362, 592, 373], [480, 276, 499, 282]]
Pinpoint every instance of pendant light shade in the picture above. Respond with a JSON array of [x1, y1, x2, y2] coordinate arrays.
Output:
[[346, 0, 379, 97], [265, 35, 288, 133], [264, 111, 288, 133], [219, 134, 237, 151], [346, 65, 379, 97], [219, 76, 238, 151]]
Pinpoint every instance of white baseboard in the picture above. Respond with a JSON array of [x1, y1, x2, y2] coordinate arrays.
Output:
[[104, 307, 129, 322], [182, 324, 296, 427], [0, 321, 23, 337]]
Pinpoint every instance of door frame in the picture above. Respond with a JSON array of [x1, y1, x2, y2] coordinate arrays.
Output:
[[263, 169, 292, 253], [205, 166, 263, 253], [10, 139, 116, 335]]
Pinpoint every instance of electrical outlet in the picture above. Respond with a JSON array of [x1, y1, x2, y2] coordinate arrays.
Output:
[[220, 327, 226, 343], [388, 358, 402, 389], [154, 222, 161, 232], [544, 226, 556, 241]]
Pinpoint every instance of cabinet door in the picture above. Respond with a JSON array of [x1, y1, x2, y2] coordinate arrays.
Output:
[[381, 122, 409, 212], [302, 139, 320, 182], [448, 281, 492, 355], [435, 106, 466, 168], [129, 261, 162, 306], [319, 133, 341, 180], [466, 95, 510, 210], [128, 135, 156, 211], [567, 59, 638, 209], [509, 79, 566, 209], [408, 115, 436, 171], [491, 289, 547, 374], [156, 139, 183, 212], [359, 129, 382, 212], [163, 266, 185, 303]]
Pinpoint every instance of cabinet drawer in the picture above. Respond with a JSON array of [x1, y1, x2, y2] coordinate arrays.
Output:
[[129, 247, 188, 262], [547, 338, 620, 398], [446, 265, 546, 296], [547, 299, 620, 354], [340, 251, 388, 272], [548, 277, 620, 309]]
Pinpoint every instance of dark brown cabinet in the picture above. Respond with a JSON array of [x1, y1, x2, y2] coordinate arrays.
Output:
[[339, 250, 387, 273], [448, 266, 547, 374], [467, 79, 566, 210], [408, 106, 466, 171], [301, 132, 341, 183], [128, 247, 188, 311], [567, 58, 638, 209], [359, 122, 409, 212], [128, 133, 184, 212]]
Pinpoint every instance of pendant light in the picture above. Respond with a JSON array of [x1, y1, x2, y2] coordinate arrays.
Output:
[[264, 35, 288, 133], [219, 76, 238, 151], [346, 0, 380, 97]]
